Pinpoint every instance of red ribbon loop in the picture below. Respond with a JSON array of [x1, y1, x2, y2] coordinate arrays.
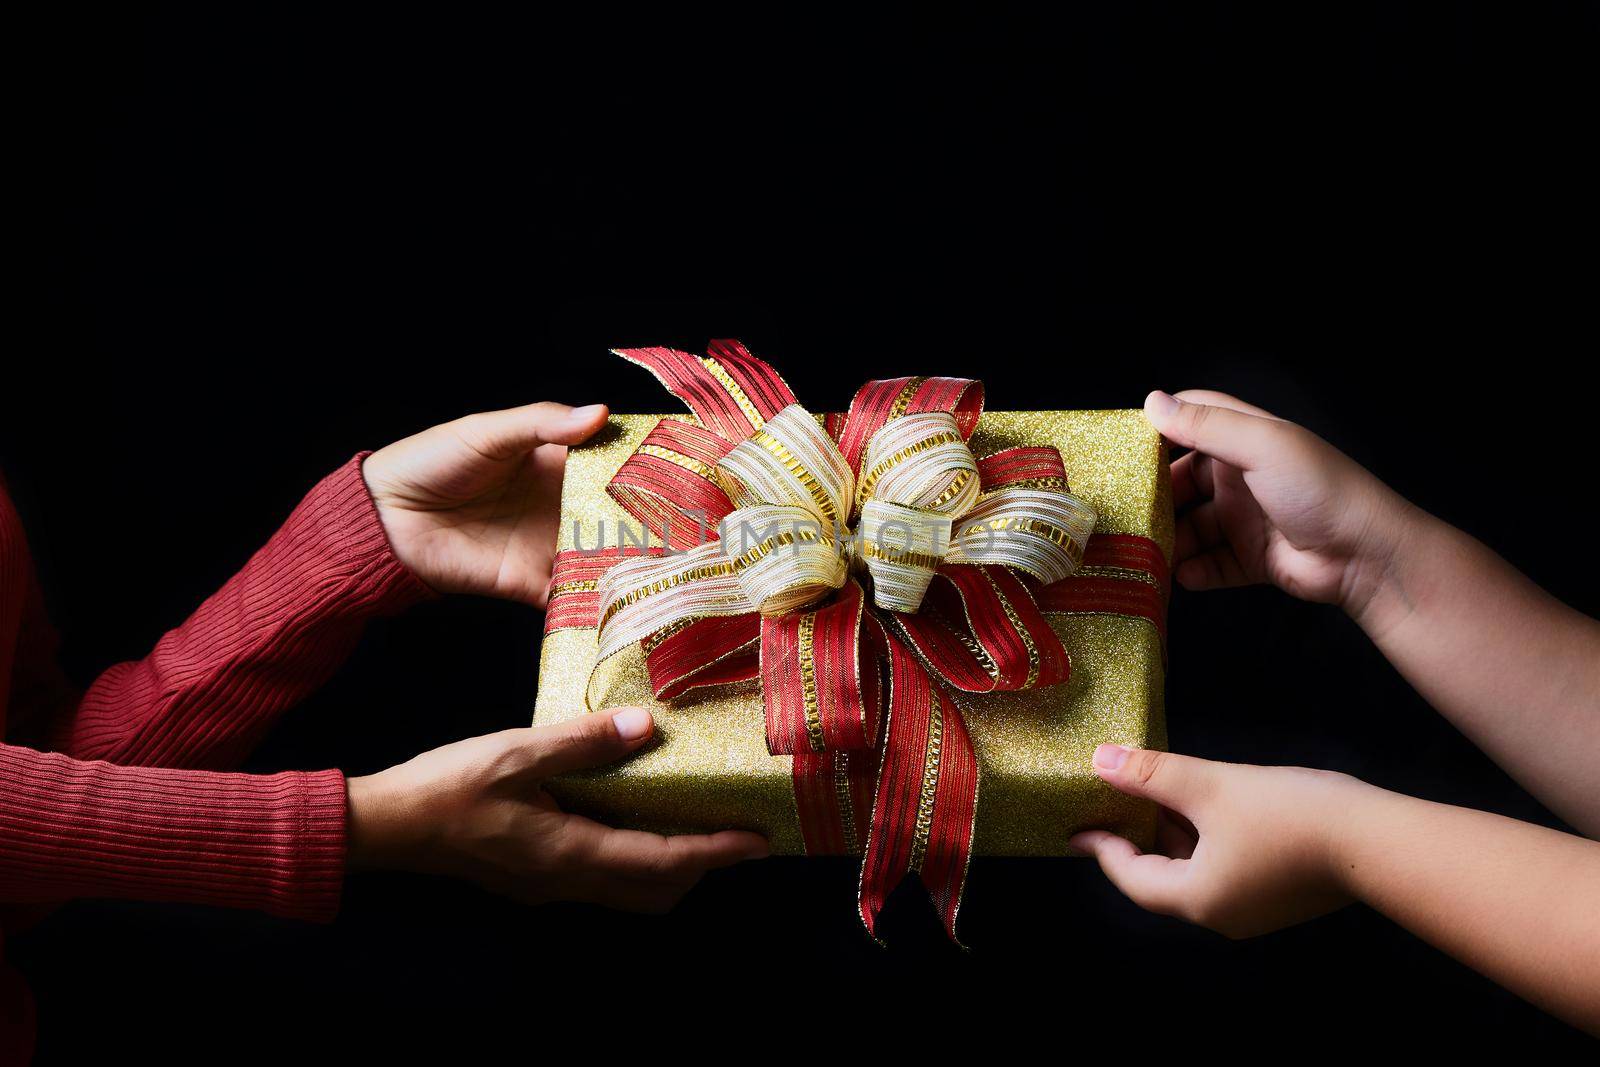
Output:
[[830, 375, 984, 472], [892, 564, 1069, 694], [644, 615, 761, 701], [607, 419, 735, 549]]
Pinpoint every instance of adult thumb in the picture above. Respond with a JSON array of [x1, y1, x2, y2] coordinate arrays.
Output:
[[522, 707, 654, 777], [456, 402, 609, 459]]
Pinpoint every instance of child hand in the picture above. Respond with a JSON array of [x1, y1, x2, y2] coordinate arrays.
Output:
[[1070, 745, 1364, 938], [1071, 744, 1600, 1032], [1143, 390, 1416, 621], [346, 708, 770, 913]]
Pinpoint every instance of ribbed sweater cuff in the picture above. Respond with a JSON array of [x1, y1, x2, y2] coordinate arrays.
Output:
[[313, 452, 437, 615], [0, 747, 347, 921]]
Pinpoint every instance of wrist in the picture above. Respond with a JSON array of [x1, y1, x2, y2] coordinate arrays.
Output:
[[358, 454, 444, 598], [1339, 490, 1430, 636], [357, 452, 407, 561], [1320, 776, 1398, 901], [346, 769, 426, 872]]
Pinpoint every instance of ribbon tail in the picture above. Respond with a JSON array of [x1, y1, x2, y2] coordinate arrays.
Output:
[[760, 579, 879, 755], [918, 693, 978, 941], [792, 749, 875, 857], [857, 633, 979, 944]]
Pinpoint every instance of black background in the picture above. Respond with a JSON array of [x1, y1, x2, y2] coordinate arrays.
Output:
[[8, 3, 1599, 1059]]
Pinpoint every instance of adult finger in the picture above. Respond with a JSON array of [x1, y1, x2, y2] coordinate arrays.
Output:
[[578, 822, 771, 880]]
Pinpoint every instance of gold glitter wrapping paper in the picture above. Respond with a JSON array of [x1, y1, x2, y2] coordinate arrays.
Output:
[[533, 411, 1173, 856]]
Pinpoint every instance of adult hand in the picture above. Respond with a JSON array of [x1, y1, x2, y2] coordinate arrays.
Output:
[[363, 402, 609, 606], [347, 707, 770, 912]]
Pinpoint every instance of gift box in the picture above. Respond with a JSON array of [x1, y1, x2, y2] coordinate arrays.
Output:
[[533, 343, 1173, 936]]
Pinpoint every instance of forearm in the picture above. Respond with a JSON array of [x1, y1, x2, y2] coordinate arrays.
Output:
[[1336, 784, 1600, 1034], [1355, 510, 1600, 834], [49, 455, 431, 769]]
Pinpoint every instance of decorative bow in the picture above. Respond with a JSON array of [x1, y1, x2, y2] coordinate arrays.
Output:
[[584, 342, 1099, 940]]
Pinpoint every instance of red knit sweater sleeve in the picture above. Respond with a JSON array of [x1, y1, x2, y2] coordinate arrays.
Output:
[[0, 453, 430, 918], [0, 748, 346, 918], [43, 453, 433, 768]]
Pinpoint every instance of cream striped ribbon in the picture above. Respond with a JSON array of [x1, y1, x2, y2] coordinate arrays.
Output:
[[594, 403, 1096, 664]]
